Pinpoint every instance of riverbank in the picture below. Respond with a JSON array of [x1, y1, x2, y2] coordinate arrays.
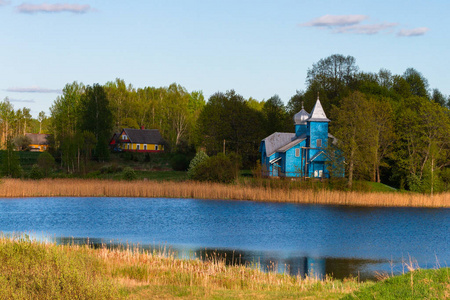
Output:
[[0, 236, 367, 299], [1, 178, 449, 207]]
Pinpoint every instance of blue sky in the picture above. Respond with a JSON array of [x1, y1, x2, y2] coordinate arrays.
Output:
[[1, 0, 449, 117]]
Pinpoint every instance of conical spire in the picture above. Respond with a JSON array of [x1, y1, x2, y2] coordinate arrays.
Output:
[[308, 94, 330, 122]]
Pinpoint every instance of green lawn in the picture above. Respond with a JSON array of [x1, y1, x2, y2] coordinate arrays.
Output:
[[343, 268, 450, 299]]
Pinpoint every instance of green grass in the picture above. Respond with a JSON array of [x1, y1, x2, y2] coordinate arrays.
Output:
[[0, 235, 118, 299], [342, 268, 450, 299], [364, 181, 399, 193]]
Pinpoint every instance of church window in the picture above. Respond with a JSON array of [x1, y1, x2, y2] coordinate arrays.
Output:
[[317, 139, 322, 148], [136, 144, 140, 150], [295, 148, 300, 157]]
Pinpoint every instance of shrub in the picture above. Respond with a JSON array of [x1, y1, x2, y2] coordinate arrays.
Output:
[[122, 167, 137, 181], [29, 165, 44, 180], [187, 151, 208, 179], [37, 152, 55, 177], [191, 153, 239, 183], [170, 154, 190, 171]]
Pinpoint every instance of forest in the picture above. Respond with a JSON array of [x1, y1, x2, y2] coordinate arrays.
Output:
[[0, 54, 449, 193]]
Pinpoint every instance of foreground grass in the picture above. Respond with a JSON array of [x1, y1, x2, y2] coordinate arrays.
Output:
[[0, 236, 370, 299], [0, 178, 449, 207], [343, 268, 450, 299]]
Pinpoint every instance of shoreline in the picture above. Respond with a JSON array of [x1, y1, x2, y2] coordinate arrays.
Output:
[[2, 178, 449, 208]]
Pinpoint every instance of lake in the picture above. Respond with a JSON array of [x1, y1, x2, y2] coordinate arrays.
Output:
[[0, 197, 448, 280]]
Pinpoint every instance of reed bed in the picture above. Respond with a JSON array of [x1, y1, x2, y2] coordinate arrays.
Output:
[[1, 178, 449, 207]]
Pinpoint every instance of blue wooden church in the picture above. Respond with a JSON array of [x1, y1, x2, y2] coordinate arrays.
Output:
[[259, 96, 338, 178]]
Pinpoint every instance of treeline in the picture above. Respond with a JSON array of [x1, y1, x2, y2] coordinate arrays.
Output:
[[0, 54, 449, 192], [0, 100, 50, 149]]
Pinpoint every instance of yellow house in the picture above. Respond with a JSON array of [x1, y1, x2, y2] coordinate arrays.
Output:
[[25, 133, 51, 152], [110, 127, 165, 152]]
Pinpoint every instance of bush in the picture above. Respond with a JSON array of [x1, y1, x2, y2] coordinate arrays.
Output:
[[122, 167, 137, 181], [37, 152, 55, 177], [29, 165, 44, 180], [187, 151, 208, 179], [170, 154, 190, 171], [191, 153, 240, 183]]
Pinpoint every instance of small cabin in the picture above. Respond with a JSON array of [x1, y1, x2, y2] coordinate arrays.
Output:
[[110, 127, 165, 152], [25, 133, 51, 152]]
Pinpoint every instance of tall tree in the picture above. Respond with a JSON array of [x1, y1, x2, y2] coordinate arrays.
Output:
[[331, 91, 372, 188], [306, 54, 358, 110], [197, 90, 264, 167], [78, 84, 113, 161], [262, 94, 290, 135]]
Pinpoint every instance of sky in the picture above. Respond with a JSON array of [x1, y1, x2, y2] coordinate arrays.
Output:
[[1, 0, 449, 117]]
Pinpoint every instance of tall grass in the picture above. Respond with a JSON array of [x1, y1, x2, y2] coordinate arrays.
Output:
[[1, 178, 449, 207], [0, 235, 369, 299]]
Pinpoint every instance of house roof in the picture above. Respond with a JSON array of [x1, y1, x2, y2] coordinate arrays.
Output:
[[261, 132, 296, 157], [122, 128, 165, 144], [308, 97, 330, 122], [25, 133, 50, 145]]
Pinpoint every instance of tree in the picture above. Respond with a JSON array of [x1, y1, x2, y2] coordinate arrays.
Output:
[[306, 54, 358, 109], [37, 152, 55, 177], [13, 135, 31, 151], [394, 96, 450, 193], [403, 68, 429, 98], [1, 138, 22, 178], [262, 95, 290, 135], [38, 111, 46, 134], [431, 89, 447, 107], [78, 84, 113, 162], [331, 91, 373, 188], [197, 90, 264, 167]]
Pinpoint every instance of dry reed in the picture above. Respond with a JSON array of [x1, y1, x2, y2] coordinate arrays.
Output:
[[1, 178, 449, 207]]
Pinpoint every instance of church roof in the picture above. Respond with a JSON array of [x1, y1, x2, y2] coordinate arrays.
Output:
[[293, 105, 310, 125], [262, 132, 295, 157], [308, 97, 330, 122], [277, 134, 306, 152]]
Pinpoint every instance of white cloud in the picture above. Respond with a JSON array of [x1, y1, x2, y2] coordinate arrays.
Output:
[[334, 23, 398, 35], [6, 86, 62, 93], [17, 3, 93, 14], [302, 14, 428, 37], [9, 98, 36, 103], [302, 15, 368, 27], [397, 27, 429, 37]]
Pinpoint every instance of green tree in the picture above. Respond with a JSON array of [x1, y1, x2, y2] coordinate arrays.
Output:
[[306, 54, 358, 110], [78, 84, 113, 162], [262, 95, 290, 135], [1, 139, 22, 178], [197, 90, 264, 167], [37, 152, 55, 177], [331, 91, 373, 188]]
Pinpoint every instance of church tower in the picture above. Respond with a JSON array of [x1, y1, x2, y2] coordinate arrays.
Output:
[[307, 95, 330, 163], [293, 103, 310, 137]]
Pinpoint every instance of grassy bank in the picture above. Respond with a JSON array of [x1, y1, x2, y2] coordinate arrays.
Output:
[[0, 236, 369, 299], [0, 178, 449, 207]]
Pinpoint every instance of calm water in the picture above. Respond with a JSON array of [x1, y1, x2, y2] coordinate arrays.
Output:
[[0, 197, 448, 280]]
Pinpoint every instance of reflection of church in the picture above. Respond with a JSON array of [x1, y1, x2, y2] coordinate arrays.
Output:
[[260, 96, 340, 178]]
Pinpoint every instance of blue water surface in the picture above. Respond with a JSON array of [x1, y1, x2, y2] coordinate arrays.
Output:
[[0, 197, 448, 279]]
